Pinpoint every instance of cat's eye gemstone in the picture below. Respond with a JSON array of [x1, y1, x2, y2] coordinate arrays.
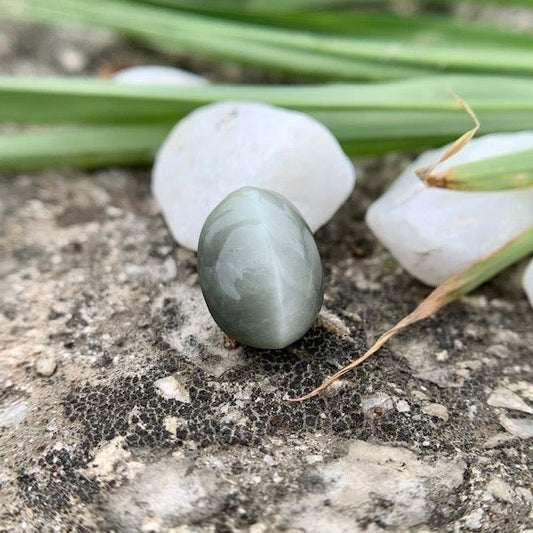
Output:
[[197, 187, 324, 349]]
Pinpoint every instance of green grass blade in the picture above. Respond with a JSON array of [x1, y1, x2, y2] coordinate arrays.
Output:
[[424, 0, 533, 7], [145, 0, 533, 9], [1, 75, 533, 125], [426, 147, 533, 190], [143, 1, 533, 49], [209, 10, 533, 48], [3, 0, 533, 78], [441, 225, 533, 301], [0, 123, 172, 170], [1, 75, 533, 170], [0, 122, 458, 172], [136, 0, 353, 10], [0, 0, 433, 80], [0, 110, 531, 171], [0, 118, 469, 172], [139, 31, 425, 81]]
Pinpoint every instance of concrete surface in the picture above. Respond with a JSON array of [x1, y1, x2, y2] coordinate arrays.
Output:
[[0, 18, 532, 533]]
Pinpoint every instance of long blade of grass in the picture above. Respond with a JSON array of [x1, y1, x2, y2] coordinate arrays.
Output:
[[152, 0, 364, 10], [5, 107, 533, 170], [3, 0, 533, 78], [425, 0, 533, 7], [0, 123, 174, 171], [290, 225, 533, 401], [0, 0, 433, 81], [156, 6, 533, 49], [145, 0, 533, 58], [0, 117, 475, 172], [147, 0, 533, 9], [1, 76, 533, 166], [1, 75, 533, 125], [1, 75, 532, 168], [0, 110, 486, 171], [145, 1, 533, 51], [424, 148, 533, 191]]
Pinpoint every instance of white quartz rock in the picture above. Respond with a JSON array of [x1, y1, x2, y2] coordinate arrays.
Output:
[[152, 101, 355, 250], [112, 65, 208, 86], [366, 132, 533, 286], [523, 259, 533, 309]]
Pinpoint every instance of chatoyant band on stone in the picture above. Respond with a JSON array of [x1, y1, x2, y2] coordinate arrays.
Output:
[[197, 186, 324, 349]]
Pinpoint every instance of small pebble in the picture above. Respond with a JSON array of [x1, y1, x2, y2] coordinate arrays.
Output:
[[411, 390, 430, 401], [499, 414, 533, 438], [153, 376, 191, 403], [486, 344, 510, 359], [361, 393, 394, 419], [305, 454, 324, 464], [421, 403, 449, 422], [84, 437, 132, 480], [486, 477, 514, 503], [487, 386, 533, 414], [316, 310, 352, 340], [435, 349, 449, 362], [516, 488, 533, 504], [396, 399, 411, 413], [463, 508, 484, 531], [56, 47, 87, 73], [263, 454, 276, 466], [141, 519, 161, 533], [249, 524, 268, 533], [157, 257, 177, 283], [35, 352, 58, 377], [484, 433, 516, 449]]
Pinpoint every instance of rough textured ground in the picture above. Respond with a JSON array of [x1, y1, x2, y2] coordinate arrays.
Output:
[[1, 16, 532, 533]]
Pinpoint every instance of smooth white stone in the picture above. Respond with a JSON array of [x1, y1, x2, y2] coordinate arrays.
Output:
[[112, 65, 208, 86], [366, 132, 533, 286], [523, 259, 533, 309], [152, 102, 355, 250]]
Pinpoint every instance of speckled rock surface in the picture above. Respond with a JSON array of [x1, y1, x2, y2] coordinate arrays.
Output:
[[1, 19, 532, 533]]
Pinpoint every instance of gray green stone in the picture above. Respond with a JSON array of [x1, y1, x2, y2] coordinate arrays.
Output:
[[197, 186, 324, 349]]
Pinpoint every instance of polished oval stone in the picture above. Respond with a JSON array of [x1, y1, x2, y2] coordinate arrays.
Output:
[[197, 187, 324, 349]]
